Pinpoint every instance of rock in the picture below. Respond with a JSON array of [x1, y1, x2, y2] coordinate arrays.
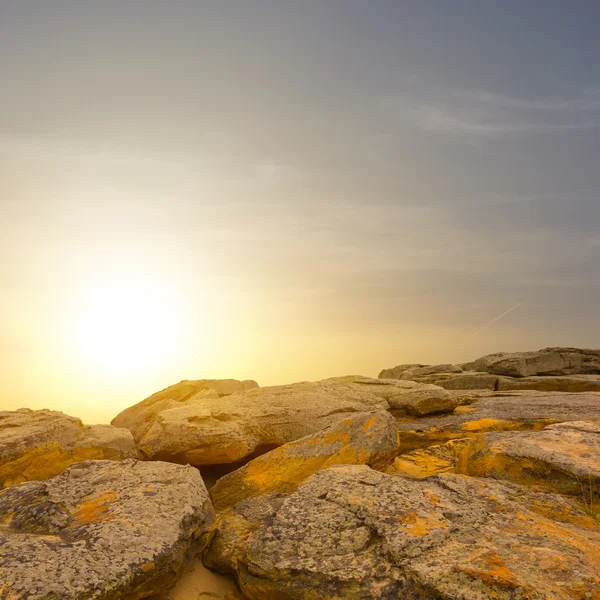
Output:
[[496, 374, 600, 393], [463, 347, 600, 377], [396, 390, 600, 453], [0, 408, 138, 489], [350, 377, 459, 416], [112, 379, 259, 441], [210, 411, 399, 510], [113, 377, 454, 468], [457, 421, 600, 499], [0, 459, 216, 600], [386, 438, 472, 479], [378, 363, 462, 382], [437, 372, 501, 390], [205, 464, 600, 599]]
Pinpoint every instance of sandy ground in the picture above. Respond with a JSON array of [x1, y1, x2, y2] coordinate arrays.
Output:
[[170, 560, 245, 600]]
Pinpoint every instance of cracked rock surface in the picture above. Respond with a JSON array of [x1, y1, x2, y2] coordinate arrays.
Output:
[[0, 409, 138, 489], [205, 464, 600, 599], [113, 377, 456, 468], [210, 410, 399, 510], [0, 459, 216, 600]]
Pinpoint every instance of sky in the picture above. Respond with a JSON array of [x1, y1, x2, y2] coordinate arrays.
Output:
[[1, 1, 600, 423]]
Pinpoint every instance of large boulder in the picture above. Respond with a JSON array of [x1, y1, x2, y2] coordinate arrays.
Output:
[[111, 379, 259, 440], [457, 421, 600, 499], [0, 408, 137, 489], [496, 374, 600, 393], [463, 347, 600, 377], [396, 390, 600, 453], [378, 363, 462, 383], [205, 465, 600, 599], [437, 372, 501, 390], [0, 459, 215, 600], [113, 377, 455, 467], [381, 366, 600, 393], [210, 411, 398, 510]]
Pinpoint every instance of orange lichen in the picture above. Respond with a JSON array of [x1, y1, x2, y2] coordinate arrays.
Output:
[[457, 550, 523, 590], [0, 444, 115, 488], [399, 511, 448, 537], [74, 491, 118, 523]]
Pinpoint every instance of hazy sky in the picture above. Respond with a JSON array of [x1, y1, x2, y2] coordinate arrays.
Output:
[[1, 1, 600, 422]]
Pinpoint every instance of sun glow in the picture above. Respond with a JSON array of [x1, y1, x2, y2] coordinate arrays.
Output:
[[74, 277, 184, 376]]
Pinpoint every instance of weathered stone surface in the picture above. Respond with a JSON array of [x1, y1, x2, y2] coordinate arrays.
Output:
[[205, 465, 600, 599], [210, 411, 398, 510], [112, 379, 259, 441], [396, 390, 600, 453], [457, 421, 600, 500], [496, 374, 600, 392], [352, 377, 459, 416], [0, 409, 137, 489], [378, 363, 462, 382], [463, 347, 600, 377], [113, 377, 453, 467], [0, 459, 216, 600], [386, 438, 471, 479], [437, 372, 501, 390], [382, 367, 600, 393]]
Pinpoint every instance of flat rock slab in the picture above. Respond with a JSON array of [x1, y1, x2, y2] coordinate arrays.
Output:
[[112, 379, 259, 440], [396, 390, 600, 453], [0, 459, 216, 600], [459, 421, 600, 497], [206, 465, 600, 599], [113, 377, 454, 468], [0, 409, 137, 488], [463, 347, 600, 377], [210, 411, 399, 510]]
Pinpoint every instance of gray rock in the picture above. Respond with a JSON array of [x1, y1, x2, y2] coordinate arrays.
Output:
[[205, 464, 600, 599], [396, 390, 600, 453], [0, 459, 216, 600], [113, 377, 454, 468], [463, 347, 600, 377], [378, 363, 462, 381], [460, 420, 600, 496], [0, 409, 137, 489]]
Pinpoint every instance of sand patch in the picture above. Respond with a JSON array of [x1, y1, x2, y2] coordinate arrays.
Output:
[[170, 560, 244, 600]]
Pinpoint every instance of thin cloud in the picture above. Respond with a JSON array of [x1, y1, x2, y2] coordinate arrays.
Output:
[[417, 88, 599, 137], [419, 106, 596, 136], [471, 303, 522, 336], [473, 88, 600, 112]]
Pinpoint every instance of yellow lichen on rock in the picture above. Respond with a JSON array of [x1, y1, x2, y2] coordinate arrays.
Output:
[[210, 411, 398, 510], [455, 421, 600, 502], [386, 438, 471, 478], [0, 410, 138, 489], [0, 445, 114, 488]]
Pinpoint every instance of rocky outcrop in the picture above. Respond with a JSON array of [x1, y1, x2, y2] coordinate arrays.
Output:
[[0, 409, 137, 488], [210, 411, 398, 510], [437, 373, 500, 390], [457, 421, 600, 499], [378, 363, 462, 382], [396, 390, 600, 453], [380, 348, 600, 392], [496, 374, 600, 392], [463, 347, 600, 377], [111, 379, 259, 441], [113, 377, 455, 467], [386, 438, 472, 479], [0, 459, 215, 600], [205, 464, 600, 599]]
